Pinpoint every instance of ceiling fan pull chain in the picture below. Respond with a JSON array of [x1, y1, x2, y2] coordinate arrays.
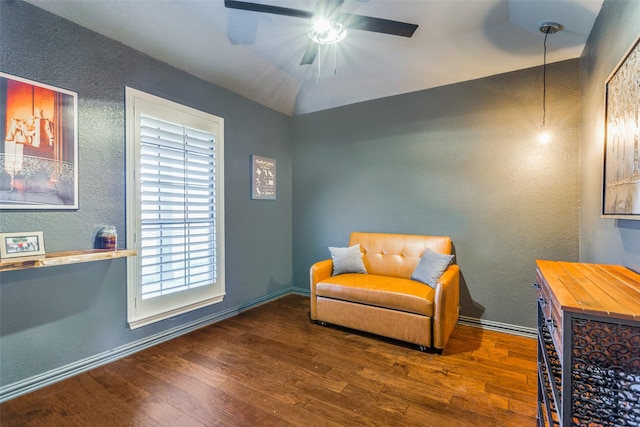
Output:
[[333, 43, 338, 76], [317, 43, 322, 82]]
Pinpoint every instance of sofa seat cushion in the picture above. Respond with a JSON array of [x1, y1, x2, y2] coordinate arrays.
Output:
[[315, 274, 435, 317]]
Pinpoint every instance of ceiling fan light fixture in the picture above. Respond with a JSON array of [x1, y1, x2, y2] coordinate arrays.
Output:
[[308, 18, 347, 44]]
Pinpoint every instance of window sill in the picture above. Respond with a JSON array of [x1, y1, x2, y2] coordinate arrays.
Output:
[[0, 249, 137, 272]]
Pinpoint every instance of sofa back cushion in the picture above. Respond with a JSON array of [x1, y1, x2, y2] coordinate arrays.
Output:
[[349, 232, 452, 279]]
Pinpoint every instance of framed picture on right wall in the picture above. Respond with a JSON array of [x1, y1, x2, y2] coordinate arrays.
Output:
[[602, 31, 640, 219]]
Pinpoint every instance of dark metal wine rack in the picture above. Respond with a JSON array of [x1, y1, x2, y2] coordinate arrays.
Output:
[[535, 261, 640, 427], [570, 318, 640, 427], [538, 301, 562, 426]]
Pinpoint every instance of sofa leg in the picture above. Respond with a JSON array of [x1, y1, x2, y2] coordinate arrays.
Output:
[[418, 346, 443, 355]]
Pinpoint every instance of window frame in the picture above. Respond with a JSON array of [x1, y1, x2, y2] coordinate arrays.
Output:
[[125, 87, 225, 330]]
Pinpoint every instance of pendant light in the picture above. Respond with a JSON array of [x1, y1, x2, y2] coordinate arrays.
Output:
[[538, 21, 561, 144]]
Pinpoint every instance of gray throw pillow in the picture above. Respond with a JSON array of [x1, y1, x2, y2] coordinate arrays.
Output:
[[328, 244, 367, 275], [411, 248, 455, 287]]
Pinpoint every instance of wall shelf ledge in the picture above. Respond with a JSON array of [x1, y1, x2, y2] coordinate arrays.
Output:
[[0, 249, 136, 272]]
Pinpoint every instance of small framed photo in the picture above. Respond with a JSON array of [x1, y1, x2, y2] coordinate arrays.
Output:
[[251, 155, 276, 200], [0, 231, 46, 259]]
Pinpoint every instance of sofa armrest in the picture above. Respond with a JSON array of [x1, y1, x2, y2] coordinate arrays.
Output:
[[310, 259, 333, 319], [432, 264, 460, 349]]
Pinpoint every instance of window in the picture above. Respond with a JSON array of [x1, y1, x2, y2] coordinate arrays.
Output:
[[125, 88, 224, 329]]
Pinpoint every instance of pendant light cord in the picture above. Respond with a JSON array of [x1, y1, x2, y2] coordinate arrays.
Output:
[[542, 28, 549, 128], [537, 22, 559, 143]]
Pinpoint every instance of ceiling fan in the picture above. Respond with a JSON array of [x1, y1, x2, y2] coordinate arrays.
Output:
[[224, 0, 419, 65]]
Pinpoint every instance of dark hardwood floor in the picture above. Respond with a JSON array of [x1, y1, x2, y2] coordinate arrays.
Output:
[[0, 294, 538, 426]]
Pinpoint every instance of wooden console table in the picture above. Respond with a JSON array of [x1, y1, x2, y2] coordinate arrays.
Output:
[[0, 249, 136, 272], [534, 260, 640, 426]]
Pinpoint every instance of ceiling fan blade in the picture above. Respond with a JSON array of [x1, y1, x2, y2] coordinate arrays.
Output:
[[341, 13, 418, 37], [224, 0, 417, 66], [315, 0, 344, 19], [300, 41, 319, 65], [224, 0, 313, 19], [227, 10, 259, 44]]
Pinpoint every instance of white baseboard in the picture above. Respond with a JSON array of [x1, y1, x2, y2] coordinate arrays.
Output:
[[290, 286, 310, 296], [457, 315, 537, 338], [0, 288, 292, 403]]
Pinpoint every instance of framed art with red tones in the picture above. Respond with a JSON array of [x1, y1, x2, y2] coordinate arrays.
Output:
[[0, 72, 78, 209]]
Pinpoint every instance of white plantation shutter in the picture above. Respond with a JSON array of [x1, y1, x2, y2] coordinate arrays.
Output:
[[139, 116, 217, 299], [126, 88, 224, 329]]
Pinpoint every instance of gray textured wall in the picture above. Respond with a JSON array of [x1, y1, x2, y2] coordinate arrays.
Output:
[[292, 60, 581, 329], [4, 0, 622, 394], [0, 1, 292, 387], [580, 0, 640, 269]]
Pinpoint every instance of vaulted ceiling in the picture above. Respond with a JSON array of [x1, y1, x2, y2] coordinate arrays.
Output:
[[25, 0, 603, 116]]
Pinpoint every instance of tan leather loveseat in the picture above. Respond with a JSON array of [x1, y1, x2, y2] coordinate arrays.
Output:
[[310, 232, 460, 351]]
